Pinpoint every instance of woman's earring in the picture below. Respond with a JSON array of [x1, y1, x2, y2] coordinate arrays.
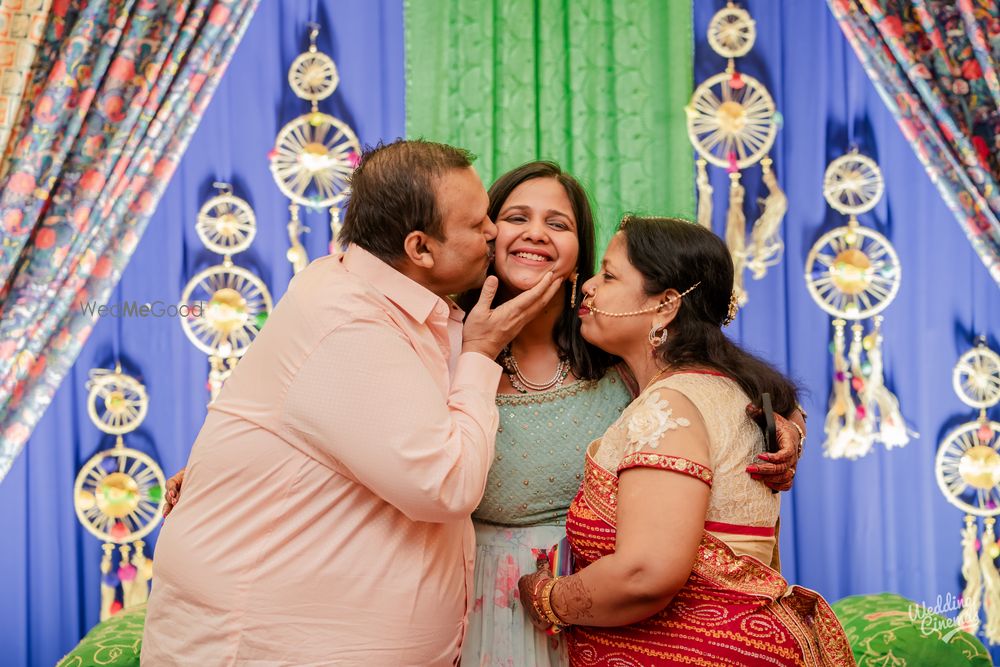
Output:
[[569, 273, 578, 310], [648, 323, 668, 348]]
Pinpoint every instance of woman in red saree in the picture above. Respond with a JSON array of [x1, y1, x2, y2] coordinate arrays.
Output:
[[518, 216, 854, 666]]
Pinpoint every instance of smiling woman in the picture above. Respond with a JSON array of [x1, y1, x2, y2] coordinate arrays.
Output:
[[458, 161, 629, 667], [494, 178, 579, 293]]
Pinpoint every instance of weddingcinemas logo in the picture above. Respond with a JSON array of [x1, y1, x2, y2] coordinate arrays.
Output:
[[81, 301, 205, 319]]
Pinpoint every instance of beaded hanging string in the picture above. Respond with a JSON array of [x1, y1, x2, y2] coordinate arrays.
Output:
[[686, 2, 785, 305], [269, 23, 361, 270], [934, 339, 1000, 641], [806, 150, 908, 460], [75, 365, 164, 620]]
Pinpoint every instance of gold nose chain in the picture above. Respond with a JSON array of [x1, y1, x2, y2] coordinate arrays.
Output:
[[584, 282, 701, 317]]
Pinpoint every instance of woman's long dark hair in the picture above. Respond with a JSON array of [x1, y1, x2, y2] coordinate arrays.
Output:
[[459, 161, 617, 381], [619, 216, 799, 414]]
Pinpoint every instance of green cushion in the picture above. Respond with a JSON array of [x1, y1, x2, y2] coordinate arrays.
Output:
[[832, 593, 991, 666], [57, 604, 146, 667]]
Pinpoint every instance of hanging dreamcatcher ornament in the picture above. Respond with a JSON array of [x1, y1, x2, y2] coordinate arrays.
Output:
[[935, 339, 1000, 642], [686, 2, 786, 304], [805, 150, 910, 460], [74, 364, 163, 620], [180, 183, 272, 403], [269, 24, 361, 273]]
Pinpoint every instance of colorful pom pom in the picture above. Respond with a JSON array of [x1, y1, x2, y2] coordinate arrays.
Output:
[[726, 151, 739, 173], [147, 484, 163, 502], [110, 521, 129, 540]]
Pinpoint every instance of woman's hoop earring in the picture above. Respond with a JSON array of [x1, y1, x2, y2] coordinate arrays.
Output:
[[569, 273, 578, 310], [648, 324, 668, 348]]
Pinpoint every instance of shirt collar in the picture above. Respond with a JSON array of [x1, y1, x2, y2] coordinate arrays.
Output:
[[342, 244, 460, 324]]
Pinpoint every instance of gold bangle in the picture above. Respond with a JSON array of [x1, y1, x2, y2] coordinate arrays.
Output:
[[530, 578, 548, 623], [795, 403, 808, 422], [540, 577, 568, 631], [790, 420, 805, 457]]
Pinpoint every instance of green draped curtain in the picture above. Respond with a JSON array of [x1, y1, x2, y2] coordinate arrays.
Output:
[[405, 0, 694, 252]]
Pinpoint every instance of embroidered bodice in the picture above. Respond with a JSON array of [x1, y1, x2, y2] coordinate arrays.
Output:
[[591, 372, 779, 529], [472, 370, 631, 526]]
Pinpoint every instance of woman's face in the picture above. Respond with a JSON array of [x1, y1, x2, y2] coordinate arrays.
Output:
[[579, 232, 660, 357], [492, 177, 580, 294]]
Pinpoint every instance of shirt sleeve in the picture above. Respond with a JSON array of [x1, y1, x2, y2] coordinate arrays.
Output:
[[282, 317, 501, 523]]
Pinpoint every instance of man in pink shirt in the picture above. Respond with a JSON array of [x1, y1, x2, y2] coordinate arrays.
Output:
[[142, 140, 562, 666]]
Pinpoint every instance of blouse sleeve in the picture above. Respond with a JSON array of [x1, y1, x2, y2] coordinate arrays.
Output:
[[616, 387, 713, 488]]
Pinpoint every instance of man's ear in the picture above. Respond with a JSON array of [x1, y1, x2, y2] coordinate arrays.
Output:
[[402, 231, 435, 269]]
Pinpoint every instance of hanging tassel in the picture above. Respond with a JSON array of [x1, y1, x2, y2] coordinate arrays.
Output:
[[99, 544, 117, 621], [725, 172, 748, 304], [287, 203, 309, 274], [847, 323, 874, 445], [747, 156, 787, 279], [696, 158, 714, 230], [825, 320, 857, 458], [329, 192, 349, 256], [825, 320, 870, 459], [127, 540, 151, 607], [208, 356, 225, 403], [118, 544, 136, 610], [979, 518, 1000, 643], [849, 323, 875, 458], [860, 317, 911, 448], [329, 204, 344, 255], [958, 516, 984, 635]]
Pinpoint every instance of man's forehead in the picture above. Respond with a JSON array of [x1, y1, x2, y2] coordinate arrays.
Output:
[[435, 167, 486, 218]]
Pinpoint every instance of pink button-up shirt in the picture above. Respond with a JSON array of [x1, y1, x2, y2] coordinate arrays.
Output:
[[142, 245, 501, 666]]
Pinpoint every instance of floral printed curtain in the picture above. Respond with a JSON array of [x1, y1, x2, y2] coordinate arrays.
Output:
[[829, 0, 1000, 287], [0, 0, 259, 480]]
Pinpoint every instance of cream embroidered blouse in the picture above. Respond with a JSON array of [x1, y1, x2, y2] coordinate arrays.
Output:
[[591, 372, 779, 565]]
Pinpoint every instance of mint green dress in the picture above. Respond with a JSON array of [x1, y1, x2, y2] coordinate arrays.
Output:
[[461, 370, 632, 667]]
